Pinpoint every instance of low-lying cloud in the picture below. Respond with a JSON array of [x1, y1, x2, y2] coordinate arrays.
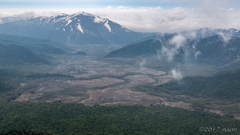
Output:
[[158, 35, 186, 62], [139, 59, 146, 69], [171, 69, 183, 80], [170, 35, 186, 48], [194, 51, 201, 59], [217, 32, 233, 44]]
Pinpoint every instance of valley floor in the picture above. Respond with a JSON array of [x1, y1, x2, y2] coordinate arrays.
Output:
[[8, 45, 240, 121]]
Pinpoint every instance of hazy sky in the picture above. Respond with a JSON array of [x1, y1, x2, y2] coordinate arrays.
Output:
[[0, 0, 202, 8], [1, 0, 240, 33]]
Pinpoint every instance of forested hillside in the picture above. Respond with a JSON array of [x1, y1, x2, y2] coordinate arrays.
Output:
[[105, 35, 240, 66], [0, 44, 50, 65], [136, 68, 240, 100], [104, 39, 162, 58], [0, 34, 67, 54]]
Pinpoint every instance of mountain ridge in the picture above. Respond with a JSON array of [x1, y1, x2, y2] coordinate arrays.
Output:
[[0, 43, 50, 65], [105, 34, 240, 66]]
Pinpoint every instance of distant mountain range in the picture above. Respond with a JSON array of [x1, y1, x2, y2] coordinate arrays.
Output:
[[0, 12, 154, 45], [105, 34, 240, 66], [1, 11, 240, 46]]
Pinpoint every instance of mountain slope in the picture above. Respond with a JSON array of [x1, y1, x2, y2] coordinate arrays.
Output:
[[105, 39, 163, 58], [194, 36, 240, 65], [0, 44, 50, 65], [0, 34, 67, 54], [105, 34, 240, 65], [0, 12, 154, 45]]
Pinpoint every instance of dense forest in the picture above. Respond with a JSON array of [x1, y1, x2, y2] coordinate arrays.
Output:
[[135, 68, 240, 100], [0, 102, 239, 135], [0, 69, 22, 93], [3, 130, 53, 135]]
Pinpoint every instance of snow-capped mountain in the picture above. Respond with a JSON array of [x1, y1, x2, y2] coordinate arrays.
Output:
[[0, 12, 154, 45]]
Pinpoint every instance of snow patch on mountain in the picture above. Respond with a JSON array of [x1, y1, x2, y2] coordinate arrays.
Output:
[[46, 17, 52, 24], [94, 16, 106, 23], [104, 20, 111, 32], [65, 20, 72, 26], [76, 23, 84, 33]]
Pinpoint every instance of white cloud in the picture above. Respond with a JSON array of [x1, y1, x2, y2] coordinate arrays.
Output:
[[170, 35, 186, 48], [171, 69, 183, 80], [158, 35, 186, 62], [76, 6, 240, 33], [139, 59, 146, 69], [194, 51, 201, 59], [217, 32, 232, 44]]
